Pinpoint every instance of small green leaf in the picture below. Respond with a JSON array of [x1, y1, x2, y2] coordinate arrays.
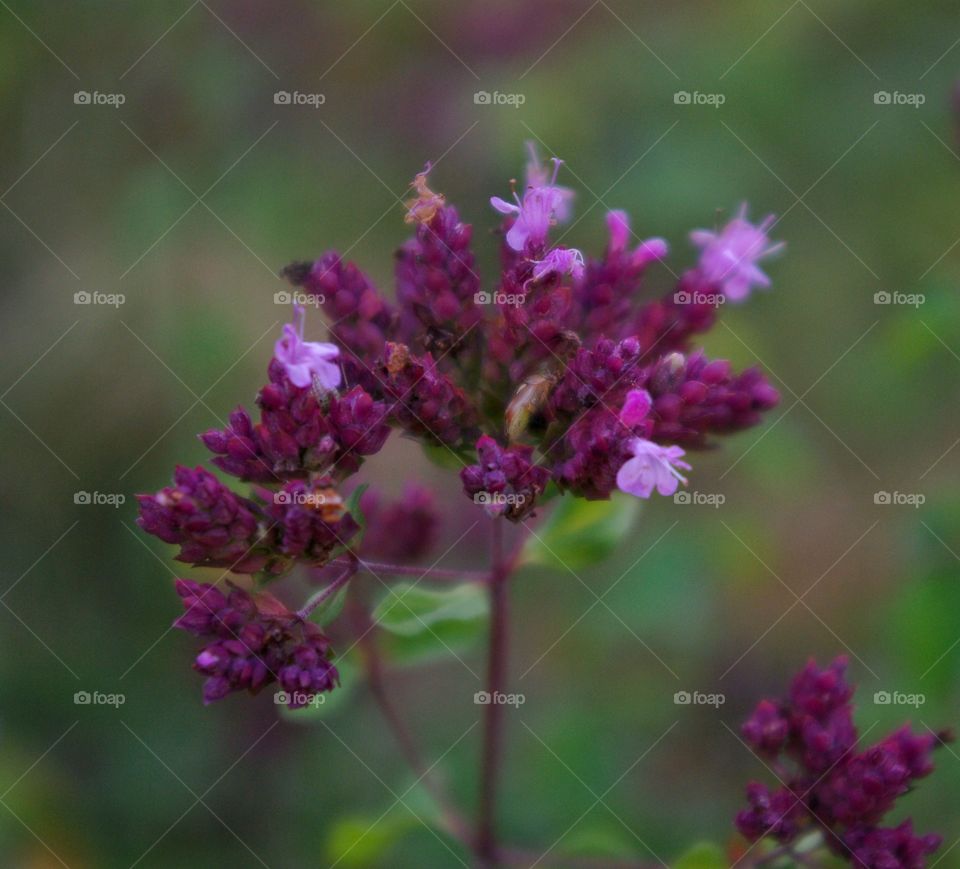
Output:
[[373, 582, 488, 665], [325, 814, 412, 867], [673, 842, 727, 868], [345, 483, 370, 531], [323, 779, 449, 866], [421, 442, 471, 470], [307, 581, 350, 627], [520, 492, 640, 571], [373, 582, 487, 636]]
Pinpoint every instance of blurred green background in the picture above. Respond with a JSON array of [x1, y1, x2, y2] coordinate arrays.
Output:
[[2, 0, 960, 866]]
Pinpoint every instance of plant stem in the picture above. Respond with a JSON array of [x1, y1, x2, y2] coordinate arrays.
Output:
[[331, 556, 487, 583], [477, 518, 510, 864], [296, 564, 355, 620], [347, 597, 472, 842]]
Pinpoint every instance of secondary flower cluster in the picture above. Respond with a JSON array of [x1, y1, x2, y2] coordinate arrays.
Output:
[[173, 579, 338, 706], [139, 144, 784, 705], [737, 657, 946, 867]]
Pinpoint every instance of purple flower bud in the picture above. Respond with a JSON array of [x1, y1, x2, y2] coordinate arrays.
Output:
[[173, 580, 338, 706], [267, 479, 360, 564], [137, 467, 267, 572], [360, 483, 440, 562], [736, 656, 946, 864], [461, 435, 549, 521], [380, 343, 479, 447]]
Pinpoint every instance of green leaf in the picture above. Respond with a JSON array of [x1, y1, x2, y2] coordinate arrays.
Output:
[[325, 814, 412, 867], [673, 842, 727, 869], [345, 483, 370, 531], [520, 492, 640, 571], [307, 581, 350, 627], [323, 779, 448, 867], [421, 442, 471, 470], [373, 582, 488, 665]]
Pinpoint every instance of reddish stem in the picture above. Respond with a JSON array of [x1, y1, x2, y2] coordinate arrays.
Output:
[[477, 518, 510, 864], [331, 556, 487, 582]]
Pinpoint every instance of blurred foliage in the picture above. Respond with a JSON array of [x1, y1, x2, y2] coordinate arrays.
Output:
[[1, 0, 960, 866]]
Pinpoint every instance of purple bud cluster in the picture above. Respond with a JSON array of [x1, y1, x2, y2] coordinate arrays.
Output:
[[359, 483, 440, 564], [136, 466, 267, 573], [200, 359, 389, 482], [736, 657, 945, 867], [395, 204, 483, 353], [174, 580, 338, 706], [460, 435, 549, 520]]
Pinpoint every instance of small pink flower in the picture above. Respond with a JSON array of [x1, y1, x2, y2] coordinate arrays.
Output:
[[525, 142, 575, 222], [529, 246, 585, 283], [616, 438, 691, 499], [618, 389, 652, 427], [274, 304, 341, 390], [491, 155, 570, 253], [690, 204, 784, 302], [606, 210, 668, 266]]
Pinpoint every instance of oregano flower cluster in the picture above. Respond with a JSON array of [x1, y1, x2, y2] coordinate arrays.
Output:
[[136, 145, 946, 866], [737, 657, 948, 866]]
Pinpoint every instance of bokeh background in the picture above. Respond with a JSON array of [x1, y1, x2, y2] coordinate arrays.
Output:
[[2, 1, 960, 866]]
